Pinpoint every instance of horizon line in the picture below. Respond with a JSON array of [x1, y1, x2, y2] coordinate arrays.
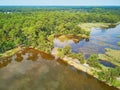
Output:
[[0, 5, 120, 6]]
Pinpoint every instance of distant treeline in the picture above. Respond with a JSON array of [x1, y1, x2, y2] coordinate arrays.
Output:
[[0, 6, 120, 13]]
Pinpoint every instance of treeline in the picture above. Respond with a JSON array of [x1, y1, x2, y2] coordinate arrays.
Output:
[[0, 6, 120, 14], [0, 8, 120, 53]]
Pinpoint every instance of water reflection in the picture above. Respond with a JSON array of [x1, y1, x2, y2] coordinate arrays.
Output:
[[99, 60, 116, 68], [0, 48, 55, 69], [54, 24, 120, 56], [0, 48, 118, 90]]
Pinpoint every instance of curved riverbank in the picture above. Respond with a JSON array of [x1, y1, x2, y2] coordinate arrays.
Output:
[[0, 48, 119, 90], [0, 47, 120, 89], [51, 47, 120, 89]]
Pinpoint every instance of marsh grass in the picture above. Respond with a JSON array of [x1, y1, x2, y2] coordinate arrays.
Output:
[[78, 23, 115, 31], [98, 48, 120, 67], [0, 47, 20, 58]]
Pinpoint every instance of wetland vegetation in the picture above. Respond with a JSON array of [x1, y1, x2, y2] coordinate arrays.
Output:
[[0, 6, 120, 90]]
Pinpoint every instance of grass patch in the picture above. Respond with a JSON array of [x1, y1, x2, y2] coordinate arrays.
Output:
[[78, 23, 115, 31], [0, 47, 20, 58], [98, 48, 120, 67]]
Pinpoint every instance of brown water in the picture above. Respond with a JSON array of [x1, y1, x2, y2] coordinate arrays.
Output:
[[0, 48, 118, 90]]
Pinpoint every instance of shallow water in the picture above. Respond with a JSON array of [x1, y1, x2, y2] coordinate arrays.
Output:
[[54, 24, 120, 57], [0, 48, 118, 90], [99, 60, 116, 68]]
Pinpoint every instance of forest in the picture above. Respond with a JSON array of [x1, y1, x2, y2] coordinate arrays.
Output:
[[0, 7, 120, 53], [0, 6, 120, 89]]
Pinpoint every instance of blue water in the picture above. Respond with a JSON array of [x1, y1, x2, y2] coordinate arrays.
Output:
[[99, 60, 116, 68], [54, 24, 120, 55]]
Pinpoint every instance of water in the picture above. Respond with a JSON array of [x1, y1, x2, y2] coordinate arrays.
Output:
[[54, 24, 120, 56], [99, 60, 116, 68], [0, 48, 118, 90]]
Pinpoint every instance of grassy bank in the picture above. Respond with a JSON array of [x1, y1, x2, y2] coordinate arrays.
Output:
[[51, 47, 120, 89], [78, 23, 117, 32], [98, 48, 120, 67], [0, 47, 21, 58]]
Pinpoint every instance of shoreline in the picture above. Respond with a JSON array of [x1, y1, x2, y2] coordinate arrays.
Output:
[[0, 47, 120, 89], [51, 47, 120, 89], [0, 22, 119, 89], [78, 23, 118, 32], [61, 57, 120, 89], [0, 47, 21, 59]]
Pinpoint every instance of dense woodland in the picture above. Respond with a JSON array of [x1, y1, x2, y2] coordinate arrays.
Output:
[[0, 7, 120, 88], [0, 7, 120, 53]]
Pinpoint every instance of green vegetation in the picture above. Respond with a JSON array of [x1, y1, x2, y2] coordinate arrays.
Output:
[[57, 46, 71, 58], [85, 53, 120, 88], [0, 7, 120, 54], [67, 53, 85, 64], [0, 7, 120, 89], [117, 42, 120, 46], [56, 34, 89, 43], [98, 48, 120, 67], [93, 48, 120, 87], [87, 54, 102, 69], [0, 47, 20, 58], [78, 23, 116, 32], [97, 67, 120, 87], [57, 46, 85, 64], [57, 47, 120, 88]]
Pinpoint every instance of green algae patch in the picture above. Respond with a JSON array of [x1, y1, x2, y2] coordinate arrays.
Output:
[[98, 48, 120, 67]]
